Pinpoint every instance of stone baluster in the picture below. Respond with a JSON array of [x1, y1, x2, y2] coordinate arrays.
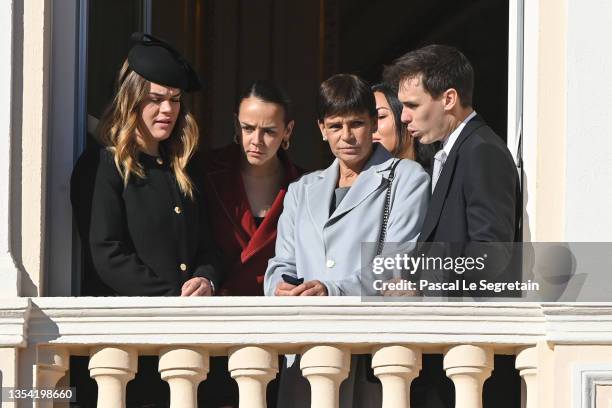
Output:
[[159, 347, 209, 408], [515, 346, 538, 408], [36, 346, 69, 408], [300, 345, 350, 408], [443, 345, 493, 408], [228, 346, 278, 408], [372, 345, 422, 408], [89, 346, 137, 408]]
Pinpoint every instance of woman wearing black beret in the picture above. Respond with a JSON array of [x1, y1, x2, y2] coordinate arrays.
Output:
[[70, 33, 225, 407], [71, 32, 222, 297]]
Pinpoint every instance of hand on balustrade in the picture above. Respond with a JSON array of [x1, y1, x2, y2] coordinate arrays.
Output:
[[381, 277, 421, 297], [275, 280, 328, 296], [181, 277, 214, 296], [274, 281, 297, 296]]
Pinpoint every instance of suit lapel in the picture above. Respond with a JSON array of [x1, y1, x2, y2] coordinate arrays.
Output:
[[206, 168, 252, 247], [241, 153, 301, 262], [241, 187, 286, 262], [419, 115, 487, 241], [306, 162, 339, 237], [328, 147, 391, 222]]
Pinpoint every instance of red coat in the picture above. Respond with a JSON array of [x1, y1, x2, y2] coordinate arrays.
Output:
[[202, 144, 302, 295]]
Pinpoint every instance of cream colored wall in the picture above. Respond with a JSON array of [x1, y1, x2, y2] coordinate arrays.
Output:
[[534, 0, 567, 241], [595, 385, 612, 407], [17, 0, 52, 296], [552, 345, 612, 408], [523, 0, 568, 242]]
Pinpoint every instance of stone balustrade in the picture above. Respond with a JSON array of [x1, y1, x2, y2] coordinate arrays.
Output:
[[1, 298, 611, 407]]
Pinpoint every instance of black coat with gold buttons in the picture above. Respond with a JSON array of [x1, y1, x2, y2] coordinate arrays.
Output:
[[71, 145, 223, 296]]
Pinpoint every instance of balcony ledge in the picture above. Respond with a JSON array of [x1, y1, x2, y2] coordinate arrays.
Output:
[[1, 298, 611, 351]]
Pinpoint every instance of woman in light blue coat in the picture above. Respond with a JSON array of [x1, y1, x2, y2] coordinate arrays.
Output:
[[264, 74, 430, 298], [264, 73, 430, 408]]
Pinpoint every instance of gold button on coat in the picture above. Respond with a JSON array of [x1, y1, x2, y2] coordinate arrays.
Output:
[[180, 263, 187, 271], [156, 157, 164, 165], [174, 206, 181, 214]]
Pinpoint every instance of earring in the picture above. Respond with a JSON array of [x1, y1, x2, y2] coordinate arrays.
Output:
[[322, 136, 327, 141], [233, 134, 239, 144], [281, 139, 290, 150]]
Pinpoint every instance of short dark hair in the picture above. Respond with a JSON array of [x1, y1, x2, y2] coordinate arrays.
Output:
[[237, 80, 293, 124], [317, 74, 376, 121], [383, 44, 474, 107]]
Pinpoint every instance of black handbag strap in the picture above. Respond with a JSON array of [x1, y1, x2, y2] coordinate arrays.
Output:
[[375, 159, 401, 256]]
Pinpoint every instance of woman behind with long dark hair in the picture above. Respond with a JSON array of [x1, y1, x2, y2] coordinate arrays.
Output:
[[372, 82, 439, 172]]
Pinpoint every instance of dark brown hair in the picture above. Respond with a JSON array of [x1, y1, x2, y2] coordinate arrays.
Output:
[[317, 74, 376, 121], [383, 44, 474, 107]]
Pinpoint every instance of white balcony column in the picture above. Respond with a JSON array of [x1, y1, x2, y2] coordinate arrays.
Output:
[[36, 346, 69, 408], [372, 345, 422, 408], [159, 347, 209, 408], [228, 346, 278, 408], [300, 345, 350, 408], [443, 345, 493, 408], [88, 346, 138, 408], [515, 346, 538, 408]]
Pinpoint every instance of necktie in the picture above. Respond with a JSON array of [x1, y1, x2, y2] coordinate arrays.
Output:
[[431, 149, 447, 193]]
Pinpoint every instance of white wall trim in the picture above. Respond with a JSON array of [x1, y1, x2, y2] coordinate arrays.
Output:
[[572, 363, 612, 408], [0, 298, 30, 347], [521, 0, 539, 241], [507, 0, 524, 169], [0, 0, 20, 297]]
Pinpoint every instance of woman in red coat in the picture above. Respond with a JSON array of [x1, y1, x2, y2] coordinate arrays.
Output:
[[203, 80, 301, 296]]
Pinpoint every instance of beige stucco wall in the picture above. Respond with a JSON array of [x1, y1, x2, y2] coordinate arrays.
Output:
[[534, 0, 567, 241], [552, 345, 612, 408], [18, 0, 51, 296]]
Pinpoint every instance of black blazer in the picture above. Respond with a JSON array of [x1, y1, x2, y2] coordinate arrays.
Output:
[[71, 145, 223, 296], [419, 114, 521, 244]]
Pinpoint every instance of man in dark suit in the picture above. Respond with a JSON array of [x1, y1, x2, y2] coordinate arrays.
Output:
[[384, 44, 520, 247], [382, 44, 523, 408]]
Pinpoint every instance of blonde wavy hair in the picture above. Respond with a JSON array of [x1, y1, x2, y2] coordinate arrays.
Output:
[[97, 60, 199, 199]]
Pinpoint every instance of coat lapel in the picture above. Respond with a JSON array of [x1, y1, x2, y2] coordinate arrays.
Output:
[[240, 187, 286, 262], [328, 146, 391, 222], [206, 167, 252, 247], [419, 115, 487, 241], [306, 162, 339, 237]]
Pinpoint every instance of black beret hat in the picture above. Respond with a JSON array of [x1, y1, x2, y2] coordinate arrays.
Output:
[[128, 32, 201, 92]]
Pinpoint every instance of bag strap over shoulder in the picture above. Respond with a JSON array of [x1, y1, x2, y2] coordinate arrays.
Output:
[[375, 159, 401, 256]]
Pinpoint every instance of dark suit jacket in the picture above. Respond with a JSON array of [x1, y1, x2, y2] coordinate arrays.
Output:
[[415, 115, 521, 288], [419, 114, 520, 243], [202, 144, 302, 295], [71, 145, 223, 296], [411, 115, 522, 407]]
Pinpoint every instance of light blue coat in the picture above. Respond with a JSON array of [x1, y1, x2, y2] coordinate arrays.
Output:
[[264, 145, 430, 296]]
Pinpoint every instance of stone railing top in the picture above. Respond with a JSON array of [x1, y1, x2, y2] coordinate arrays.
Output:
[[1, 298, 611, 351]]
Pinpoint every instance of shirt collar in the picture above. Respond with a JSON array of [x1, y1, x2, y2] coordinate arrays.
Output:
[[442, 110, 477, 156]]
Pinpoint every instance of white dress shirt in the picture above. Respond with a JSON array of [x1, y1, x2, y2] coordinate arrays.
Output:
[[431, 110, 477, 193]]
